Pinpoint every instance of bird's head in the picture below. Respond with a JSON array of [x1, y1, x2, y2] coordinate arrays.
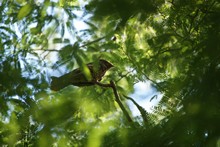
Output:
[[99, 59, 113, 71]]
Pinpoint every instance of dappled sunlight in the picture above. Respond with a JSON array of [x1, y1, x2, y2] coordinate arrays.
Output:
[[35, 91, 79, 126], [87, 120, 116, 147], [166, 59, 179, 78], [80, 99, 103, 117], [3, 113, 20, 146], [1, 0, 220, 146]]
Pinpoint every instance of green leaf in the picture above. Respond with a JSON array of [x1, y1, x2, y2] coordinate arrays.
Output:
[[59, 44, 74, 59], [75, 56, 92, 81], [17, 4, 32, 20], [53, 38, 63, 44], [30, 26, 42, 34], [63, 38, 70, 43], [0, 26, 17, 37], [61, 23, 65, 37]]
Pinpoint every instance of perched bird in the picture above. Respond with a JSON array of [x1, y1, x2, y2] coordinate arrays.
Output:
[[50, 59, 113, 91]]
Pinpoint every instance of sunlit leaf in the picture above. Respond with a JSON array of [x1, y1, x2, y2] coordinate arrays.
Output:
[[17, 3, 32, 20], [53, 38, 63, 43]]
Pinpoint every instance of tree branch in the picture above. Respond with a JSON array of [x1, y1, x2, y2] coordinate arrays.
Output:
[[123, 95, 148, 125], [95, 81, 111, 87], [110, 81, 133, 123], [35, 49, 60, 52], [95, 81, 133, 123]]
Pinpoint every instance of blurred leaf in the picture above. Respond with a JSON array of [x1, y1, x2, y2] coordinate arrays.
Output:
[[61, 23, 65, 37], [59, 44, 74, 59], [53, 38, 63, 44], [30, 26, 42, 34], [1, 0, 220, 146], [74, 55, 92, 81], [64, 38, 70, 43], [53, 38, 70, 44], [17, 3, 32, 20]]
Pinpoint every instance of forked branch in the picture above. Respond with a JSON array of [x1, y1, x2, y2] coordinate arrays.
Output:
[[95, 81, 133, 123]]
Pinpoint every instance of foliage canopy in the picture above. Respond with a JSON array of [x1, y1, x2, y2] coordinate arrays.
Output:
[[0, 0, 220, 146]]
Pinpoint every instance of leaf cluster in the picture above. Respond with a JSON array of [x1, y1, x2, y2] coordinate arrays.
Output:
[[0, 0, 220, 146]]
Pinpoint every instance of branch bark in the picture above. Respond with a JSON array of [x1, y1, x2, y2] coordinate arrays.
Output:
[[123, 95, 148, 125], [95, 81, 133, 123], [110, 81, 133, 123]]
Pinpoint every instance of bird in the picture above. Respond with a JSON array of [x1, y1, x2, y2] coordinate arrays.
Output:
[[50, 59, 113, 91]]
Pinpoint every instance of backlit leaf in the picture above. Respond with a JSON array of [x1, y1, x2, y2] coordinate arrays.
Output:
[[17, 4, 32, 20]]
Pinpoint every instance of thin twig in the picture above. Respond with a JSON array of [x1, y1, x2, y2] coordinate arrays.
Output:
[[116, 69, 135, 83], [35, 49, 60, 52], [79, 35, 107, 48], [34, 35, 109, 54]]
